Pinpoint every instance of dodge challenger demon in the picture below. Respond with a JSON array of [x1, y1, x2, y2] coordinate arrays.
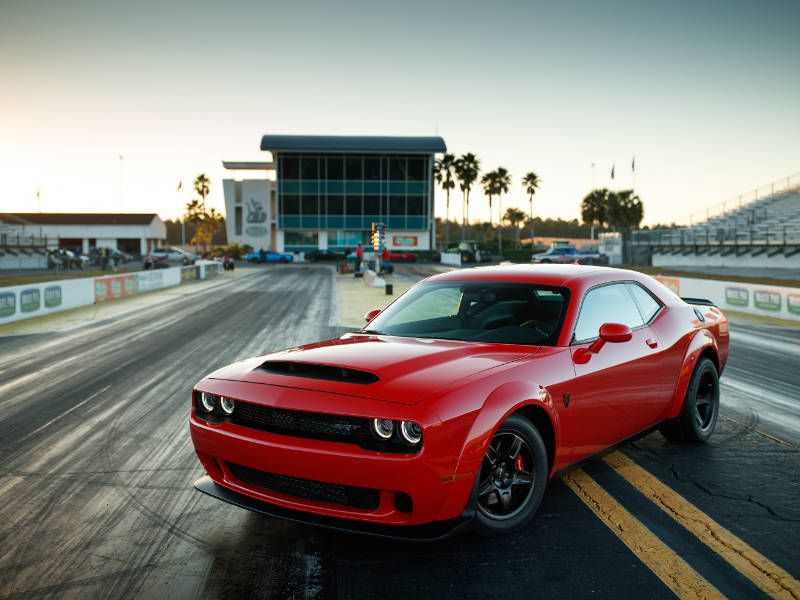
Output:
[[190, 265, 729, 538]]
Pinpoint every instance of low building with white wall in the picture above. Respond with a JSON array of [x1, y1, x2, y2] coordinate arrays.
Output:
[[0, 213, 166, 257]]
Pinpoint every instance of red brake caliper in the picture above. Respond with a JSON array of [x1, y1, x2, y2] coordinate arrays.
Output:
[[514, 453, 525, 472]]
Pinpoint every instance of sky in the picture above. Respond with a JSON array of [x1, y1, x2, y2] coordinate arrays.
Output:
[[1, 0, 799, 226]]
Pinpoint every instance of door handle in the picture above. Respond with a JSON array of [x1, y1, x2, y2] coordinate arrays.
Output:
[[646, 338, 658, 349]]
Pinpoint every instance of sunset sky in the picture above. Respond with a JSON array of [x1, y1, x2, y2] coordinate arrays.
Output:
[[1, 0, 798, 225]]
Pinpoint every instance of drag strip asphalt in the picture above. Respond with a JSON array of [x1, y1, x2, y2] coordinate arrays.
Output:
[[0, 265, 797, 599]]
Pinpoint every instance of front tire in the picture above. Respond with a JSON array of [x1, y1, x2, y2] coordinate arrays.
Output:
[[473, 414, 548, 537], [659, 357, 719, 442]]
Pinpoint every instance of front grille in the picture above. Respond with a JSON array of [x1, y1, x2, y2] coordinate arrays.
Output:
[[194, 393, 421, 454], [233, 402, 372, 442], [227, 462, 380, 510]]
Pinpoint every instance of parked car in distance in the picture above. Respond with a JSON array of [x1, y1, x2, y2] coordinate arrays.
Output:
[[244, 251, 294, 263], [150, 247, 197, 264], [306, 249, 345, 262], [190, 265, 729, 539], [532, 245, 608, 265], [143, 254, 170, 270], [387, 251, 418, 263], [447, 240, 492, 263]]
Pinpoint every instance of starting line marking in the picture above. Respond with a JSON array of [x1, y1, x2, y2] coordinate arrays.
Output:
[[603, 451, 800, 600], [562, 468, 724, 599]]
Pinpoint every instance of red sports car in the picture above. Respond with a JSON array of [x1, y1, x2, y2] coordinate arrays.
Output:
[[190, 265, 729, 538], [387, 251, 418, 262]]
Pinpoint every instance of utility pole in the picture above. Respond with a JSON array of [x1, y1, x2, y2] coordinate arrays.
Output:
[[591, 163, 596, 190], [118, 155, 125, 211]]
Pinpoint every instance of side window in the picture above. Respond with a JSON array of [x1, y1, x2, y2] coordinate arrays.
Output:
[[573, 283, 644, 342], [627, 283, 661, 323]]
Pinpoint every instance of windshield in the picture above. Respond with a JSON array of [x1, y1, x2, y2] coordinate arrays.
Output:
[[363, 281, 569, 346]]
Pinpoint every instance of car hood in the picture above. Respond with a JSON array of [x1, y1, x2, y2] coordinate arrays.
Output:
[[208, 334, 539, 405]]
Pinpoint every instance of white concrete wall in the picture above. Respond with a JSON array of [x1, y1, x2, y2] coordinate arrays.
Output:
[[654, 275, 800, 321], [440, 252, 462, 267], [0, 264, 214, 325], [653, 252, 800, 269], [0, 277, 95, 324]]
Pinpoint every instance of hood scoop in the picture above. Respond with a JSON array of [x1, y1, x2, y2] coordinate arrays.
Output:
[[257, 360, 379, 385]]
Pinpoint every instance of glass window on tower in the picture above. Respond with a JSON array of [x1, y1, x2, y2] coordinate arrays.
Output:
[[364, 157, 381, 180], [345, 155, 363, 179], [326, 156, 344, 180], [300, 155, 319, 179], [281, 155, 299, 179]]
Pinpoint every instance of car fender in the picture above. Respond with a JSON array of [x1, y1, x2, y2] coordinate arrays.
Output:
[[451, 380, 559, 482], [665, 328, 718, 419], [432, 380, 560, 521]]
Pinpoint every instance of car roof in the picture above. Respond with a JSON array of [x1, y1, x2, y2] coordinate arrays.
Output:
[[427, 264, 654, 289]]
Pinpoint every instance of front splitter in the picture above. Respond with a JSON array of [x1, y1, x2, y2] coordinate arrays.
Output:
[[193, 476, 473, 542]]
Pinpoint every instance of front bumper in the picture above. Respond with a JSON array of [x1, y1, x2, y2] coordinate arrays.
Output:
[[194, 475, 474, 541], [189, 380, 478, 529]]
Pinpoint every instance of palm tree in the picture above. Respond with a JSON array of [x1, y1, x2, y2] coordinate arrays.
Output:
[[193, 173, 211, 211], [455, 153, 480, 240], [481, 169, 499, 229], [494, 167, 511, 255], [581, 188, 609, 238], [503, 207, 526, 248], [605, 189, 643, 263], [434, 153, 457, 249], [521, 172, 540, 246], [184, 199, 204, 254]]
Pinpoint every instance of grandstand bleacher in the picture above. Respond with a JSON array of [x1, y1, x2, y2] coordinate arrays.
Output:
[[633, 176, 800, 268]]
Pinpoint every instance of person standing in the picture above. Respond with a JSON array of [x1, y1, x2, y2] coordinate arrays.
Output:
[[355, 243, 363, 272]]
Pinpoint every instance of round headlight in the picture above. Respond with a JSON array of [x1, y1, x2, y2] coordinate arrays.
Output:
[[220, 396, 235, 415], [400, 421, 422, 445], [372, 418, 394, 440], [200, 392, 216, 413]]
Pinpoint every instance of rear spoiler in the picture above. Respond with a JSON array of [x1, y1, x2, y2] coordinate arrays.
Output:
[[681, 297, 716, 307]]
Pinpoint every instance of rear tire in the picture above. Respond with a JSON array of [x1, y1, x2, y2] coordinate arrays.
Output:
[[659, 357, 719, 443], [473, 414, 549, 537]]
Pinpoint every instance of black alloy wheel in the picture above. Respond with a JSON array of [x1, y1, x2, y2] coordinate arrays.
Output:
[[659, 357, 720, 443], [473, 414, 548, 536], [477, 432, 534, 519]]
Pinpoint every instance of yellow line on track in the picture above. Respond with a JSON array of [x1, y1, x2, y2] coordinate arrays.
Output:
[[562, 468, 725, 599], [604, 451, 800, 600]]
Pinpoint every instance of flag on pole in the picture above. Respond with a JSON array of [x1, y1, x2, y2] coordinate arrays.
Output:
[[177, 180, 182, 191], [611, 164, 615, 180], [631, 156, 635, 172]]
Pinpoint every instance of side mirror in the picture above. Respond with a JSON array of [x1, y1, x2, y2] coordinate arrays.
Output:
[[597, 322, 633, 344], [364, 308, 381, 323], [574, 323, 632, 364]]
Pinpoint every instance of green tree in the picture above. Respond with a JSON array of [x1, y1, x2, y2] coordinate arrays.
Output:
[[494, 167, 511, 255], [503, 207, 526, 248], [455, 153, 480, 240], [580, 188, 609, 238], [184, 199, 204, 254], [521, 172, 540, 245], [434, 153, 457, 250]]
